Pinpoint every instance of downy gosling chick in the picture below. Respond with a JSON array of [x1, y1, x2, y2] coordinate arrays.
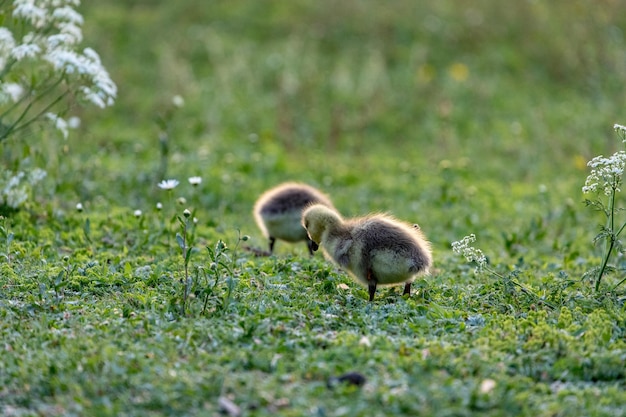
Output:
[[302, 204, 432, 301], [254, 182, 335, 255]]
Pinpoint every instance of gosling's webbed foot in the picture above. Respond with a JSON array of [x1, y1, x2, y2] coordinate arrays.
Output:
[[242, 246, 272, 257]]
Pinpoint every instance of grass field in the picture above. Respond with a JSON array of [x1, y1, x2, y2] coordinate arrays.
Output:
[[1, 0, 626, 415]]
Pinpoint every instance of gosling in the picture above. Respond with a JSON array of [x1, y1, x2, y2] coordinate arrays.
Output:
[[253, 182, 335, 255], [302, 204, 432, 301]]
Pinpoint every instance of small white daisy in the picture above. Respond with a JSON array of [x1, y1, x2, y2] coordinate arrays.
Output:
[[68, 116, 81, 129], [158, 179, 179, 190], [133, 209, 142, 217], [172, 95, 185, 108], [188, 176, 202, 186]]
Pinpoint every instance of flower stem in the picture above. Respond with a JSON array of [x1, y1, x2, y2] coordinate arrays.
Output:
[[595, 185, 617, 291], [181, 217, 190, 316]]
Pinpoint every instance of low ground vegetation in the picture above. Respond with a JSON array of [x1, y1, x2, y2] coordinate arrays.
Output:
[[1, 1, 626, 415]]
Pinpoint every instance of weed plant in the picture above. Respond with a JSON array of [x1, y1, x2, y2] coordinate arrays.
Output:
[[583, 124, 626, 291]]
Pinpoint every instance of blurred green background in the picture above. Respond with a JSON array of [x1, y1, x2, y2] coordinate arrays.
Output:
[[26, 0, 626, 251]]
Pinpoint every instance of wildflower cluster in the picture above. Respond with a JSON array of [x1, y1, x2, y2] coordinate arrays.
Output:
[[451, 234, 487, 272], [582, 152, 626, 195], [1, 168, 46, 210], [583, 123, 626, 291], [581, 125, 626, 198], [0, 0, 117, 142]]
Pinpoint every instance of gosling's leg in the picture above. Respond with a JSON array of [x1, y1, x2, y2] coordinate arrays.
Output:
[[367, 269, 377, 302], [268, 237, 276, 254], [403, 282, 411, 297]]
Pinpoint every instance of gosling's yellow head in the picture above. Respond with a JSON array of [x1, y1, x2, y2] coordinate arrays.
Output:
[[302, 204, 342, 249]]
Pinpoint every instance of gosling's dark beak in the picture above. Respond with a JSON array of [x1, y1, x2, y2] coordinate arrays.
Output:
[[311, 241, 319, 252]]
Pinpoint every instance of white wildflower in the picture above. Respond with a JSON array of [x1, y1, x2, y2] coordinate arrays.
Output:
[[75, 202, 83, 212], [172, 95, 185, 108], [188, 176, 202, 186], [68, 116, 80, 129], [80, 86, 106, 108], [480, 379, 497, 394], [451, 234, 487, 272], [44, 48, 116, 107], [0, 28, 16, 65], [44, 48, 83, 73], [0, 0, 116, 143], [582, 151, 626, 195], [0, 27, 15, 47], [11, 43, 42, 60], [2, 83, 24, 102], [28, 168, 47, 184], [5, 187, 28, 208], [133, 209, 142, 217], [46, 32, 78, 49], [156, 202, 163, 210], [359, 336, 371, 347], [45, 113, 69, 139], [52, 6, 84, 25], [13, 1, 48, 27], [157, 179, 179, 190], [57, 22, 82, 44], [4, 171, 25, 191]]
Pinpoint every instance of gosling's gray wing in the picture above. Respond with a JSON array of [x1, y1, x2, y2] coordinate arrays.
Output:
[[357, 221, 428, 271], [260, 189, 319, 215]]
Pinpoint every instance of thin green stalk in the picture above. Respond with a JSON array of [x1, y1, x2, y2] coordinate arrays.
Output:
[[0, 57, 17, 80], [0, 86, 31, 120], [0, 100, 33, 141], [10, 89, 70, 135], [0, 74, 68, 141], [2, 73, 66, 122], [611, 276, 626, 291], [177, 210, 193, 316], [614, 218, 626, 239], [181, 218, 189, 316], [595, 185, 617, 291]]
